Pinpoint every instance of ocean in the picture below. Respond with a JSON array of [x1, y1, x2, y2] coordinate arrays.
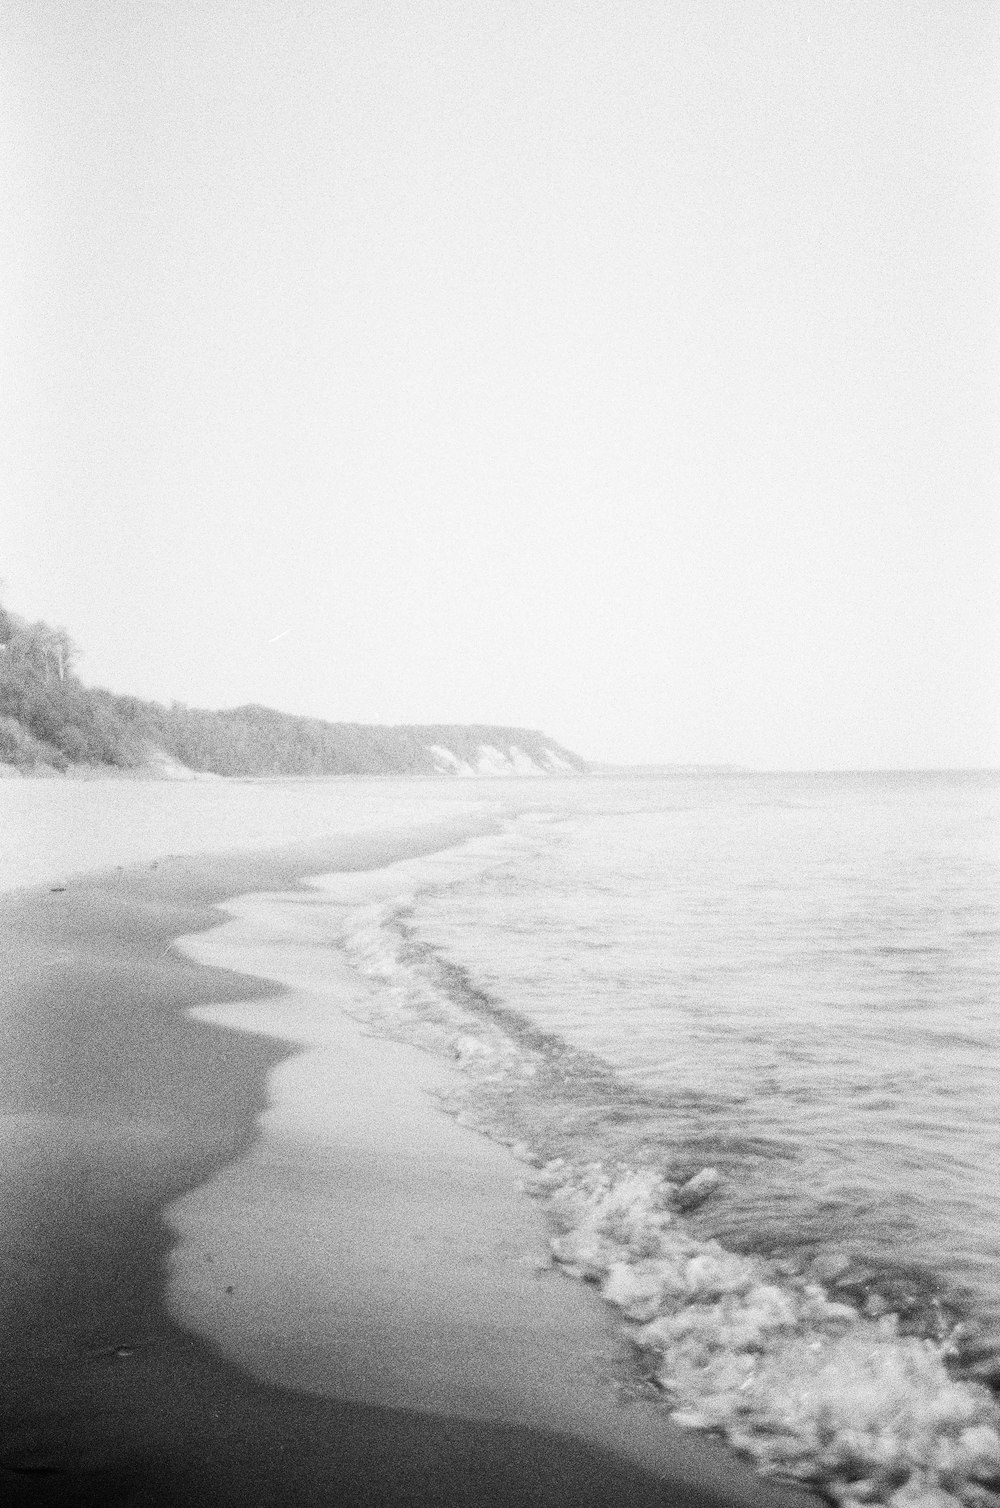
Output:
[[329, 769, 1000, 1505], [405, 771, 1000, 1324], [4, 768, 999, 1504]]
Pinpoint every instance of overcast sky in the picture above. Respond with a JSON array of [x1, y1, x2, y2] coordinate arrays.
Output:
[[2, 0, 997, 768]]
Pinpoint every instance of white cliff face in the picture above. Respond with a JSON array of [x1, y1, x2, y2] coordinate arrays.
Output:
[[426, 742, 578, 777], [426, 744, 476, 776], [542, 749, 576, 773]]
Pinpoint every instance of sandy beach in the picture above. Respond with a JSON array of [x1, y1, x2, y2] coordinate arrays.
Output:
[[0, 820, 820, 1506]]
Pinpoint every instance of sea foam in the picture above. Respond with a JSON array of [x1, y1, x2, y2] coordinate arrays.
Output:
[[331, 833, 1000, 1508]]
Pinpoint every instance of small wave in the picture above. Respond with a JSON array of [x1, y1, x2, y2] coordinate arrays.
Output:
[[871, 947, 951, 958], [536, 1162, 1000, 1505], [335, 880, 1000, 1508]]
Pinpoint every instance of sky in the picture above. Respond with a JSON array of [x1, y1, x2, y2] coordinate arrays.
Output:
[[2, 0, 997, 768]]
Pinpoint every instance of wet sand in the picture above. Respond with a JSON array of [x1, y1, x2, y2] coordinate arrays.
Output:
[[0, 822, 820, 1506]]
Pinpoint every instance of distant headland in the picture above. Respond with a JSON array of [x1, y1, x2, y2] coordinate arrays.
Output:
[[0, 603, 588, 779]]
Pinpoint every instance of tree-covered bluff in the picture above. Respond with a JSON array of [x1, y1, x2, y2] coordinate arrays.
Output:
[[0, 606, 587, 778]]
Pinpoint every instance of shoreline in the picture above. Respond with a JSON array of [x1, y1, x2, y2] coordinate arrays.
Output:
[[0, 824, 818, 1505]]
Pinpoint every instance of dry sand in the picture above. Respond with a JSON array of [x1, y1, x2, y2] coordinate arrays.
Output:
[[0, 821, 820, 1506]]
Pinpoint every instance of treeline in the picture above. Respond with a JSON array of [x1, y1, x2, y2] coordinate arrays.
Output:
[[0, 606, 146, 769], [130, 704, 585, 777], [0, 605, 586, 777]]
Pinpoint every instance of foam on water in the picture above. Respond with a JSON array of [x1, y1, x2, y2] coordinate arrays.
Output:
[[8, 772, 994, 1505], [328, 815, 1000, 1508]]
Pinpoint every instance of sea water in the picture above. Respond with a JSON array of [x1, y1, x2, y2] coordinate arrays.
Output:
[[329, 770, 1000, 1507], [4, 769, 999, 1505]]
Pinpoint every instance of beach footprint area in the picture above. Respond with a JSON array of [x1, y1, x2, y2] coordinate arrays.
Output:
[[0, 810, 816, 1508]]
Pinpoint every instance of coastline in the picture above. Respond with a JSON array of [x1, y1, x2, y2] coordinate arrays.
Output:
[[0, 824, 818, 1505]]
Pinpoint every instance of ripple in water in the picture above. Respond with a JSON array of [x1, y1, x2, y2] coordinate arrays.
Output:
[[336, 771, 1000, 1507]]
